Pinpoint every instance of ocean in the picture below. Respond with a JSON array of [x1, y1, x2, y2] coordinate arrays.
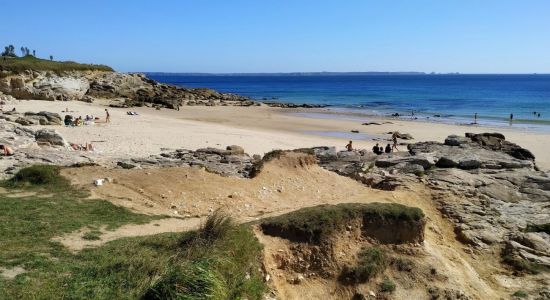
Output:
[[148, 74, 550, 130]]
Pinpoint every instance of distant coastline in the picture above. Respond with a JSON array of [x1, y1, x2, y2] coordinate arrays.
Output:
[[143, 72, 549, 76]]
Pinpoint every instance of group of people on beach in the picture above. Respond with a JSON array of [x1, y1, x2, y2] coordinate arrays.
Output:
[[345, 132, 399, 154], [63, 108, 110, 126]]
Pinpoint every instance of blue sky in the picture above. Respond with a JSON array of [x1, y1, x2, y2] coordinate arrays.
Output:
[[3, 0, 549, 73]]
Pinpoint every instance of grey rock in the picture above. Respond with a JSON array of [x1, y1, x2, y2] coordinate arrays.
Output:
[[34, 129, 67, 146]]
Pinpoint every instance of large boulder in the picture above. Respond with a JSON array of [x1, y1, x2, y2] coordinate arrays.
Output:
[[444, 135, 470, 146], [466, 133, 535, 161], [34, 129, 68, 146]]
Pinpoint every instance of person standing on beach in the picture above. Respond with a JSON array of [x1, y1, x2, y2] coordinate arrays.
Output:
[[391, 132, 399, 152], [474, 113, 478, 124], [105, 109, 110, 123], [510, 113, 514, 121]]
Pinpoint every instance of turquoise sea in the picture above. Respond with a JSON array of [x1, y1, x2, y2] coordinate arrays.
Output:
[[148, 74, 550, 130]]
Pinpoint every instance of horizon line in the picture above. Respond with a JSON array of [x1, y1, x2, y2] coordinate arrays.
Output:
[[137, 71, 550, 76]]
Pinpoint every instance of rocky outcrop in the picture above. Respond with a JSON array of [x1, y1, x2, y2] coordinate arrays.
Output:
[[0, 119, 94, 178], [465, 132, 535, 161], [117, 146, 255, 178], [34, 129, 68, 147], [310, 133, 550, 273], [261, 101, 328, 108], [0, 70, 254, 107]]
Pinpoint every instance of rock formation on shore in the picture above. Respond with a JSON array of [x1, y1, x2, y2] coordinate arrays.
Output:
[[0, 70, 255, 107], [312, 133, 550, 276]]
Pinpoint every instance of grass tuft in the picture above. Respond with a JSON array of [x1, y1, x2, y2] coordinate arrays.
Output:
[[82, 230, 102, 241], [339, 247, 388, 284], [144, 213, 265, 300], [6, 165, 67, 187], [379, 277, 396, 293], [512, 290, 528, 298]]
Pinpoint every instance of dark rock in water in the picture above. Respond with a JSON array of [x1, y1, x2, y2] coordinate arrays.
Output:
[[262, 101, 328, 108]]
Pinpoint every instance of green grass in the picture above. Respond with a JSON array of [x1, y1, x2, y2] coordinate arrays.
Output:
[[0, 167, 265, 299], [512, 290, 528, 298], [379, 277, 396, 293], [0, 55, 113, 74], [338, 247, 389, 284], [82, 230, 102, 241], [260, 202, 424, 244], [144, 214, 265, 299], [6, 165, 68, 187]]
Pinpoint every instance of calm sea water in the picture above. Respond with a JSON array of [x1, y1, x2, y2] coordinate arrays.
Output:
[[148, 74, 550, 130]]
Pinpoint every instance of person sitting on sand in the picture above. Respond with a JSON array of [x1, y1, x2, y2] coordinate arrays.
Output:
[[0, 144, 14, 156], [346, 141, 353, 151], [391, 132, 399, 152], [372, 143, 381, 155], [385, 144, 392, 153], [64, 115, 73, 126]]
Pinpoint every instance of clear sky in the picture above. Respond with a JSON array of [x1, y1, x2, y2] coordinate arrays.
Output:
[[3, 0, 549, 73]]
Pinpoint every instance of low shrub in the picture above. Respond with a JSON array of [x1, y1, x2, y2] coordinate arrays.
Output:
[[7, 165, 67, 186], [379, 277, 396, 293], [82, 231, 102, 241], [512, 290, 528, 298], [339, 247, 388, 284]]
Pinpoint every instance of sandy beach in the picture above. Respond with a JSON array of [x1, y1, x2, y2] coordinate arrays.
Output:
[[7, 99, 550, 171]]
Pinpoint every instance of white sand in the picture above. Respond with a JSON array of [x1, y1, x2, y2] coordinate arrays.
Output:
[[9, 100, 550, 170]]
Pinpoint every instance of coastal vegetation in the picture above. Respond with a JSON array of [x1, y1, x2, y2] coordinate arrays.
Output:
[[260, 202, 425, 244], [338, 247, 389, 284], [0, 166, 265, 299], [0, 55, 113, 73]]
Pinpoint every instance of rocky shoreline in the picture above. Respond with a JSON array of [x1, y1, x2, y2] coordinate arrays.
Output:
[[0, 69, 332, 109]]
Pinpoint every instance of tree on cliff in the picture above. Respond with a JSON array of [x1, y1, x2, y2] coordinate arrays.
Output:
[[1, 45, 17, 57], [20, 46, 25, 56], [33, 50, 36, 56], [49, 55, 53, 61]]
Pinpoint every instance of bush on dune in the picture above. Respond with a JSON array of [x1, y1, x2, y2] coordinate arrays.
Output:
[[260, 202, 424, 244], [143, 211, 265, 300], [6, 165, 68, 187]]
